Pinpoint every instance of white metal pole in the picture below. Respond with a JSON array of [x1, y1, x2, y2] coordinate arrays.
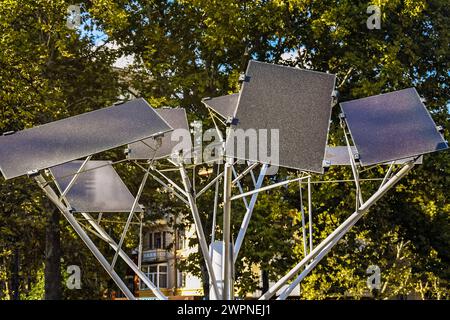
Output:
[[59, 155, 92, 201], [138, 212, 144, 270], [277, 237, 336, 300], [210, 163, 221, 256], [232, 166, 249, 209], [230, 175, 310, 201], [259, 161, 415, 300], [80, 212, 167, 300], [232, 162, 259, 186], [196, 171, 224, 199], [308, 176, 313, 253], [299, 179, 308, 257], [379, 161, 395, 189], [343, 126, 364, 206], [34, 175, 136, 300], [111, 164, 151, 270], [133, 161, 189, 205], [233, 164, 268, 262], [222, 157, 233, 300], [178, 165, 220, 298]]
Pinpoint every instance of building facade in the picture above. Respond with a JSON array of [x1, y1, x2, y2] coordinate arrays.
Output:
[[136, 218, 204, 300]]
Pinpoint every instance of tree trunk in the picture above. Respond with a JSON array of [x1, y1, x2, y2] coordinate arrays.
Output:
[[44, 206, 62, 300], [10, 247, 20, 300], [201, 261, 210, 300], [262, 269, 269, 297]]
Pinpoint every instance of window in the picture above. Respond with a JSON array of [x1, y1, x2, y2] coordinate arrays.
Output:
[[176, 230, 186, 250], [146, 231, 169, 250], [140, 264, 168, 289], [158, 265, 167, 288], [154, 232, 162, 249], [177, 270, 186, 288], [148, 232, 153, 249]]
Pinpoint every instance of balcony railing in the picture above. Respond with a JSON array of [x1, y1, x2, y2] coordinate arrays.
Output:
[[142, 249, 171, 262]]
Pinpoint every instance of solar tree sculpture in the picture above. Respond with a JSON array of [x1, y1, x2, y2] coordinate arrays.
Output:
[[0, 61, 447, 300]]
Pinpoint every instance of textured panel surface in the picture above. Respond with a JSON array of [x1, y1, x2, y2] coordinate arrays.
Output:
[[203, 94, 239, 119], [0, 99, 172, 179], [226, 61, 336, 173], [50, 161, 143, 213], [324, 146, 423, 166], [127, 108, 192, 160], [340, 88, 447, 166]]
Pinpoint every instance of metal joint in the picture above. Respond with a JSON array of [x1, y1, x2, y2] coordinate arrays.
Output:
[[331, 90, 339, 106], [226, 117, 239, 126], [322, 160, 331, 171], [27, 170, 39, 178], [238, 73, 251, 83]]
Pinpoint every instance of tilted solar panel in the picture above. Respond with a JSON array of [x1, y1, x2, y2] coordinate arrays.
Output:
[[127, 108, 192, 160], [324, 146, 423, 166], [50, 160, 143, 213], [226, 61, 336, 173], [0, 98, 172, 179], [340, 88, 447, 166], [203, 94, 239, 119]]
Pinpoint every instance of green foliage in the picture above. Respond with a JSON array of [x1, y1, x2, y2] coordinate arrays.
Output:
[[0, 0, 448, 299]]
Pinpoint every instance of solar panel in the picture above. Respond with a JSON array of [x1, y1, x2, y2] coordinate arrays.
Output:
[[50, 161, 143, 213], [324, 146, 423, 166], [340, 88, 448, 166], [203, 94, 239, 119], [226, 61, 336, 173], [127, 108, 192, 160], [0, 99, 172, 180]]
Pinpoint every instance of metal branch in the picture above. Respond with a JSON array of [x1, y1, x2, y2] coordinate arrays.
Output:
[[230, 175, 311, 201], [35, 174, 136, 300], [259, 161, 415, 300], [111, 163, 151, 270]]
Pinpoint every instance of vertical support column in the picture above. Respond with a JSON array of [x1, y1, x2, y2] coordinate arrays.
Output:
[[222, 157, 233, 300], [209, 241, 224, 299], [138, 212, 144, 270], [179, 165, 220, 298], [210, 163, 221, 257], [308, 176, 313, 253]]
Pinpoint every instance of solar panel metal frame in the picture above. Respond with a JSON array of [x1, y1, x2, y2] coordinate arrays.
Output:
[[340, 88, 448, 166], [203, 94, 239, 119], [127, 108, 192, 160], [324, 146, 423, 166], [0, 98, 173, 180], [49, 160, 143, 213], [225, 61, 336, 173]]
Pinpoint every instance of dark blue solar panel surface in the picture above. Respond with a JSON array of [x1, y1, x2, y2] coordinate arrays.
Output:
[[226, 61, 336, 173], [0, 98, 172, 179], [50, 161, 143, 213], [127, 108, 192, 160], [203, 94, 239, 119], [340, 88, 447, 166], [324, 146, 423, 166]]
